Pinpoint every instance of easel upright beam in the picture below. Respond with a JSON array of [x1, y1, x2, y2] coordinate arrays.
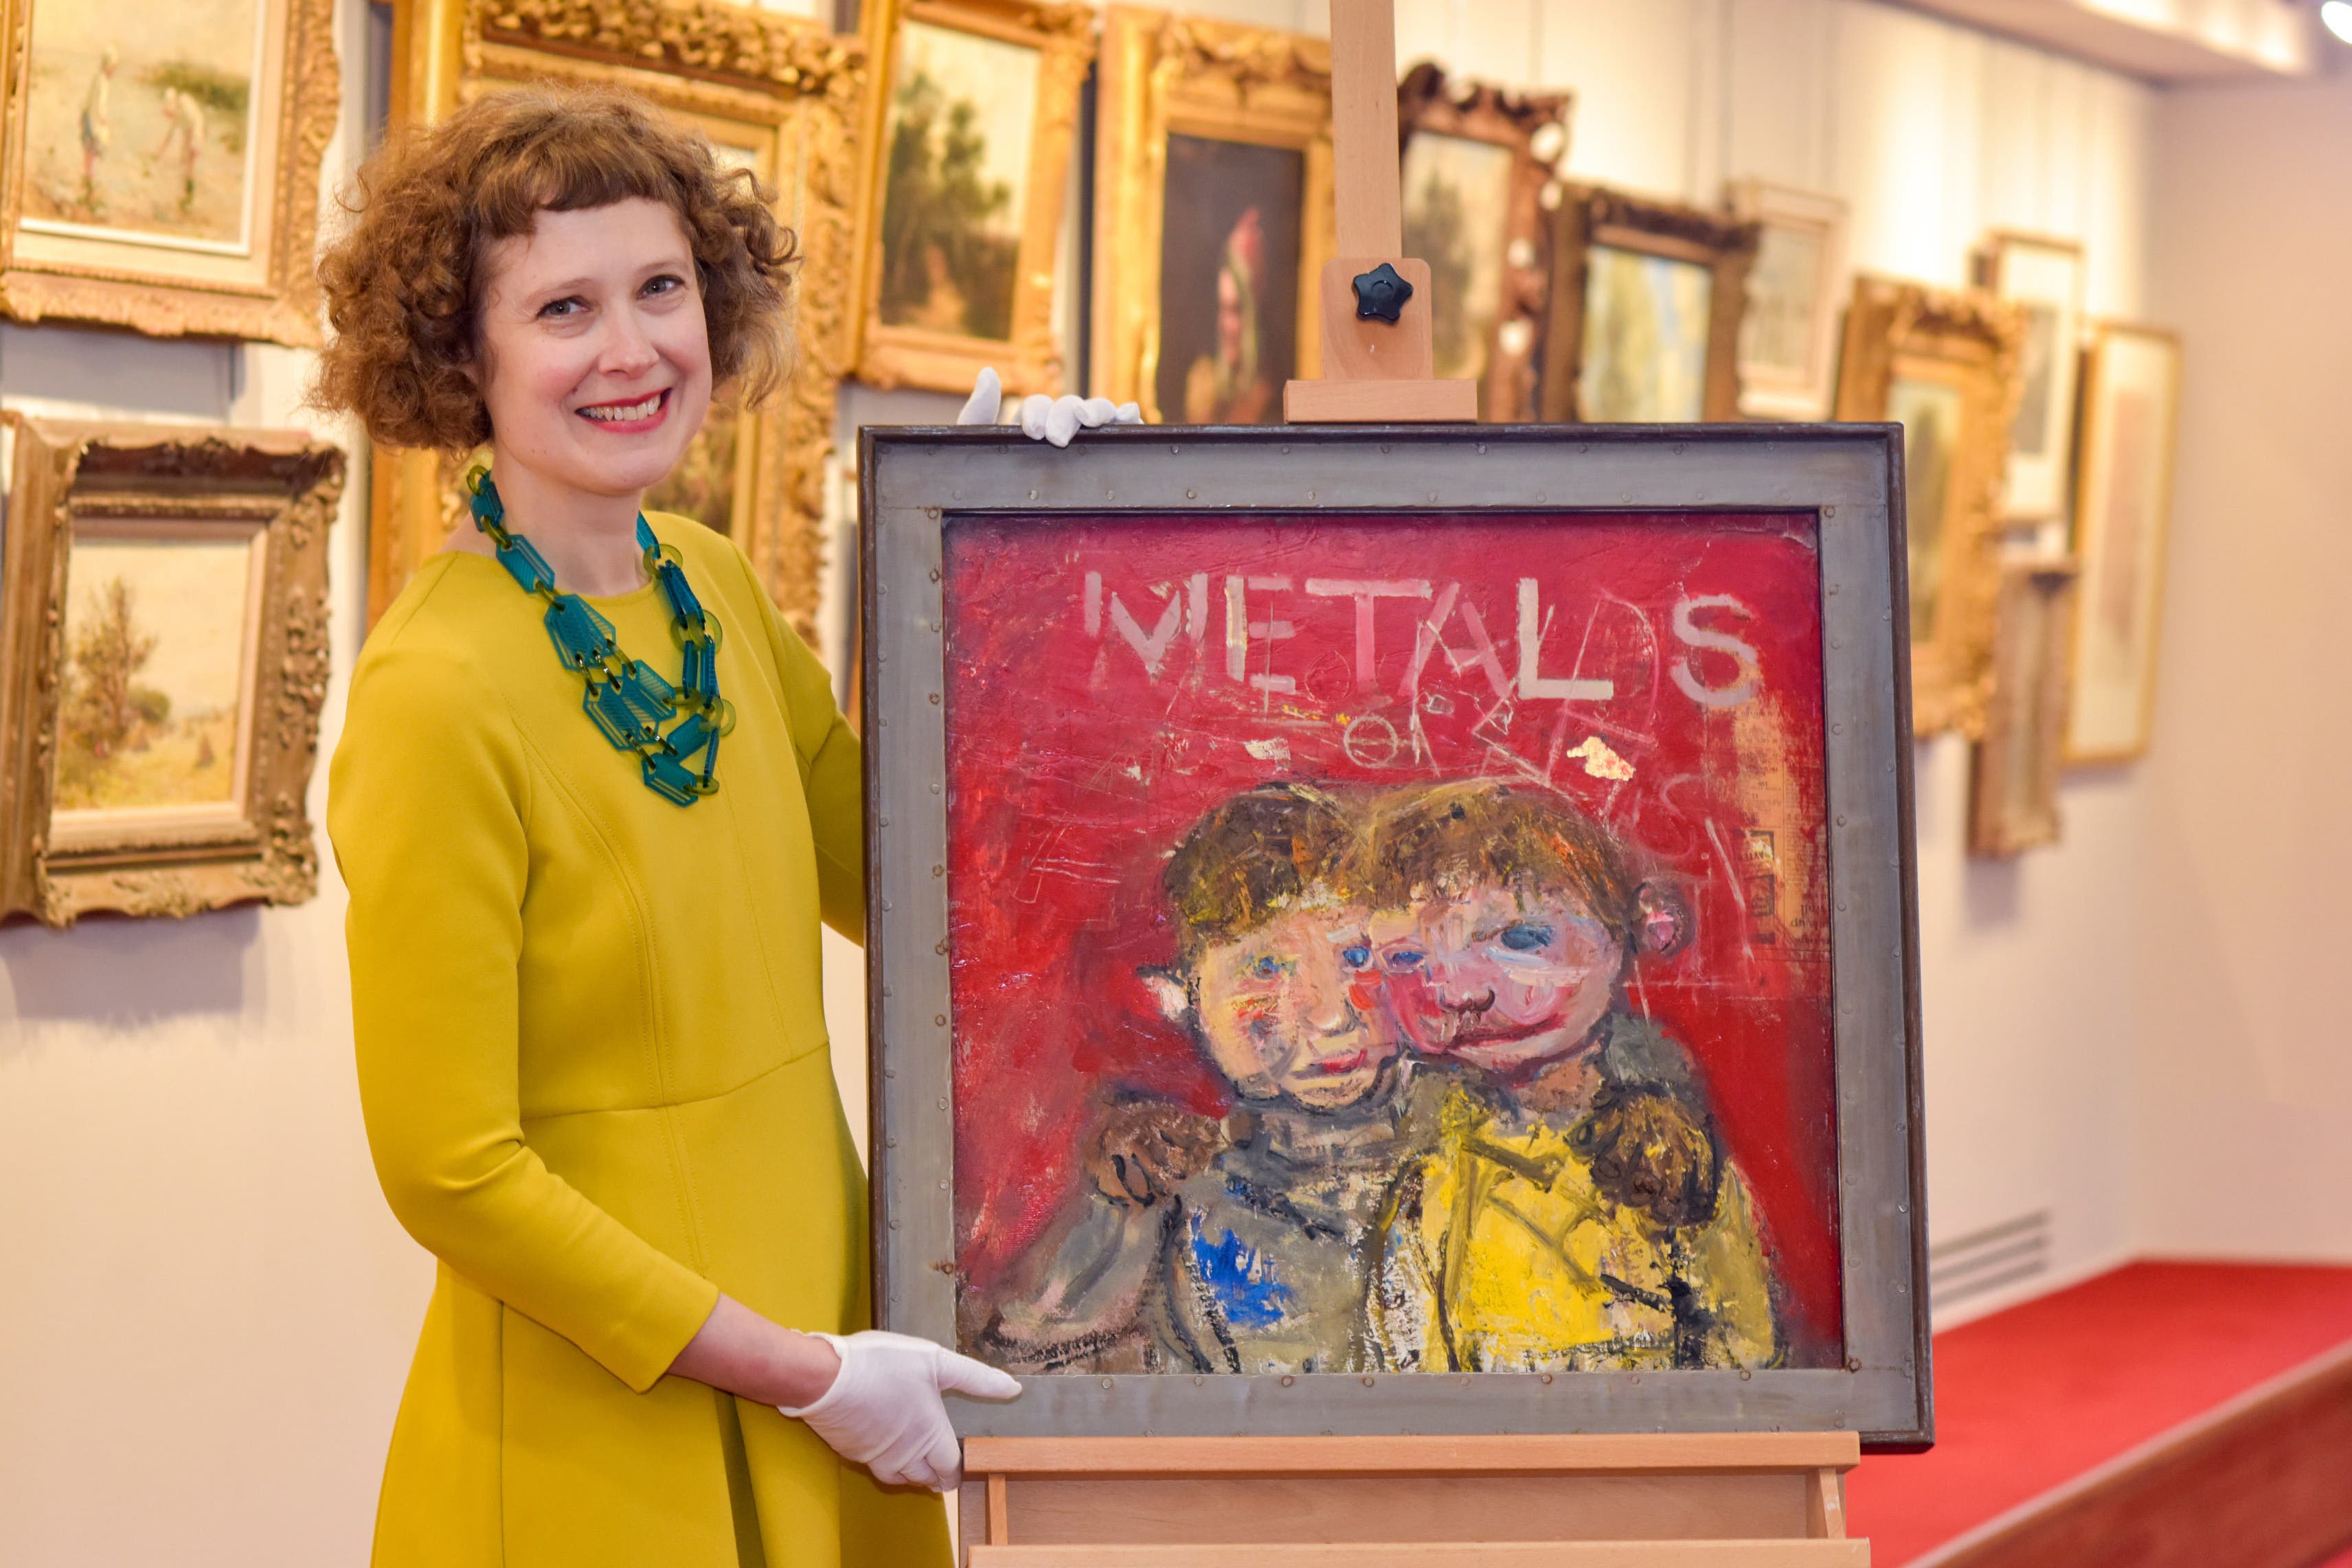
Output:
[[1328, 0, 1403, 258]]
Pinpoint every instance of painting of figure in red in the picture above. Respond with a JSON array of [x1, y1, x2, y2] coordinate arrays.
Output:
[[940, 512, 1842, 1377]]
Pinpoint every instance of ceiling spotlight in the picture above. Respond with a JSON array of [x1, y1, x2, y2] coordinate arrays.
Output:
[[2325, 0, 2352, 45]]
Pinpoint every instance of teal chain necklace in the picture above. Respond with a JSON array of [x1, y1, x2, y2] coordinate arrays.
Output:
[[466, 467, 731, 806]]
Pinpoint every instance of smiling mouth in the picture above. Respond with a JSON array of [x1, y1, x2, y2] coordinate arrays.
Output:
[[577, 389, 670, 424], [1308, 1049, 1371, 1075]]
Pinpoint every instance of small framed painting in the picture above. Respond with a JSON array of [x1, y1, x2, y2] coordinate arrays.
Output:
[[2066, 322, 2180, 763], [1396, 62, 1571, 422], [1544, 183, 1759, 423], [0, 0, 338, 343], [1730, 180, 1847, 421], [1833, 275, 2023, 738], [1969, 558, 2078, 858], [0, 418, 342, 925], [854, 0, 1093, 396], [861, 422, 1931, 1449], [1975, 232, 2085, 523], [1092, 5, 1333, 424]]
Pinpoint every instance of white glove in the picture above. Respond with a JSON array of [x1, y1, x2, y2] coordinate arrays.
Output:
[[778, 1330, 1021, 1492], [958, 366, 1142, 447]]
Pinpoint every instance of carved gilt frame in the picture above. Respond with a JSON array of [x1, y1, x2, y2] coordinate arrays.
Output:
[[368, 0, 863, 637], [852, 0, 1092, 396], [1092, 4, 1334, 420], [1833, 275, 2023, 739], [0, 0, 338, 344], [1543, 183, 1759, 424], [1395, 61, 1572, 422], [1969, 558, 2077, 859], [0, 417, 342, 927]]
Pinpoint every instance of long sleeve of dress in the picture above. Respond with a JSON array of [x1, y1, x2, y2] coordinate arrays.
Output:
[[329, 636, 720, 1394]]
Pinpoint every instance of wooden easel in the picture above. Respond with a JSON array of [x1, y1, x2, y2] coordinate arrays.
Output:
[[958, 5, 1871, 1561]]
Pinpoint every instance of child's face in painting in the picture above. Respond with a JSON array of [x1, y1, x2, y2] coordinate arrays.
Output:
[[1372, 884, 1625, 1077], [1179, 900, 1394, 1110]]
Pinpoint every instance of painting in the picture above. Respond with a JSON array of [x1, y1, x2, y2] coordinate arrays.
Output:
[[1092, 5, 1333, 422], [863, 424, 1933, 1447], [1396, 62, 1572, 422], [0, 0, 337, 343], [0, 416, 341, 926], [854, 0, 1091, 395], [1730, 181, 1846, 420], [366, 0, 867, 638], [1976, 233, 2085, 523], [2066, 322, 2180, 762], [1545, 184, 1758, 424], [1833, 275, 2024, 738], [1970, 560, 2078, 858]]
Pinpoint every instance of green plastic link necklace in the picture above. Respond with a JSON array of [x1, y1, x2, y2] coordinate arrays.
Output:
[[465, 466, 732, 806]]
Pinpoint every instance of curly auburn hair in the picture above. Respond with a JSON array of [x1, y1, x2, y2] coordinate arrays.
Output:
[[1368, 779, 1640, 947], [1162, 784, 1375, 957], [309, 84, 798, 453]]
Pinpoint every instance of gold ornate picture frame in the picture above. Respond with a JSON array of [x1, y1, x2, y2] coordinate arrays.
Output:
[[1396, 61, 1570, 422], [1730, 179, 1847, 421], [1, 417, 342, 926], [1969, 558, 2077, 858], [0, 0, 338, 344], [1092, 5, 1333, 424], [1544, 184, 1759, 424], [853, 0, 1092, 396], [368, 0, 865, 637], [1833, 275, 2024, 738]]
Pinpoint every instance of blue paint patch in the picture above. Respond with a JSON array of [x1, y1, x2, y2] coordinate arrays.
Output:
[[1188, 1212, 1296, 1330]]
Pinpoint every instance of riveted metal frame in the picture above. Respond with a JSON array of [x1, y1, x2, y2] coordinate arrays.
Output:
[[861, 422, 1930, 1450]]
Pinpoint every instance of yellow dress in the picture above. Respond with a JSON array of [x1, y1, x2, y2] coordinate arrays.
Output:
[[328, 513, 949, 1568]]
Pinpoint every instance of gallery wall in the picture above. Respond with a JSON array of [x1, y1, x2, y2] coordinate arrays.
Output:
[[0, 2, 2322, 1565]]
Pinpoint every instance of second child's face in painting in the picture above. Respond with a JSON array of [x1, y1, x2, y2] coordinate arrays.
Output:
[[1186, 901, 1394, 1111], [1373, 885, 1625, 1076]]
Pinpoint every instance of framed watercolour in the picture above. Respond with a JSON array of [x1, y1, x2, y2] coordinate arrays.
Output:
[[1974, 231, 2084, 523], [0, 418, 341, 926], [853, 0, 1092, 396], [1833, 275, 2023, 739], [1730, 180, 1847, 421], [368, 0, 865, 635], [861, 423, 1930, 1448], [1542, 184, 1759, 424], [1969, 558, 2077, 859], [1092, 5, 1333, 425], [1395, 61, 1571, 422], [0, 0, 337, 343], [2066, 322, 2180, 763]]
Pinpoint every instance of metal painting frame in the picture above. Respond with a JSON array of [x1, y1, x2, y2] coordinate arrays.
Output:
[[862, 423, 1930, 1449]]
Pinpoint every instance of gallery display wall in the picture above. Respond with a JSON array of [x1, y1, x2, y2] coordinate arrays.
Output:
[[0, 1, 2344, 1564]]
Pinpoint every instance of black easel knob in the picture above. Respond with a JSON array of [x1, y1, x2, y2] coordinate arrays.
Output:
[[1351, 262, 1413, 323]]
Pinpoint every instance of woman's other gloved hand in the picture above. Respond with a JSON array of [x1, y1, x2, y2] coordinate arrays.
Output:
[[777, 1329, 1021, 1491], [957, 365, 1142, 447]]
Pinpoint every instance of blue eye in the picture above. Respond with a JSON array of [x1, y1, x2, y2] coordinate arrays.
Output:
[[1385, 948, 1427, 972], [1249, 955, 1290, 980], [1499, 923, 1554, 953], [1340, 945, 1372, 969]]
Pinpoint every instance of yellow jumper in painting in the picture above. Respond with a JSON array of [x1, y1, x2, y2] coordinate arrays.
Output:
[[1368, 1066, 1779, 1374]]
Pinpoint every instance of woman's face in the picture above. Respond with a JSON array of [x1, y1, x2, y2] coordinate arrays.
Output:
[[474, 198, 712, 508], [1372, 884, 1625, 1077]]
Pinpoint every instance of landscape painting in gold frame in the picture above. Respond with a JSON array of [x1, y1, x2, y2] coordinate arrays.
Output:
[[0, 0, 337, 343], [1092, 5, 1333, 424], [368, 0, 866, 638], [1730, 179, 1846, 420], [0, 417, 341, 926], [1969, 558, 2078, 858], [1833, 275, 2023, 739], [2066, 321, 2180, 763], [1545, 183, 1759, 424], [1396, 61, 1570, 422], [854, 0, 1092, 396]]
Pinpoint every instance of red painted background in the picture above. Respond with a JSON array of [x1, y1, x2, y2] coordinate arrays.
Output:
[[940, 511, 1844, 1363]]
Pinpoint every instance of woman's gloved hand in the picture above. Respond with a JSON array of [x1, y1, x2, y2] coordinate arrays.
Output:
[[958, 365, 1142, 447], [778, 1329, 1021, 1491]]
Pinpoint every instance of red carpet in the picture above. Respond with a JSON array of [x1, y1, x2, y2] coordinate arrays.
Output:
[[1846, 1261, 2352, 1564]]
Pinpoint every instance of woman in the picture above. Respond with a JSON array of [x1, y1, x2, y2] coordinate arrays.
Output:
[[316, 86, 1024, 1568]]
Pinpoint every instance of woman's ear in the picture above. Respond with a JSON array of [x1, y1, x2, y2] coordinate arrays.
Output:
[[1138, 966, 1191, 1024], [1634, 879, 1693, 959]]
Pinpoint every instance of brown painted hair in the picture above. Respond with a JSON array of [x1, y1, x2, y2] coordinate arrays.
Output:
[[1370, 779, 1640, 946], [309, 84, 796, 452], [1162, 783, 1370, 957]]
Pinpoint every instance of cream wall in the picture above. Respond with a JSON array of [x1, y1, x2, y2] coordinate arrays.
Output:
[[0, 2, 2303, 1564]]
